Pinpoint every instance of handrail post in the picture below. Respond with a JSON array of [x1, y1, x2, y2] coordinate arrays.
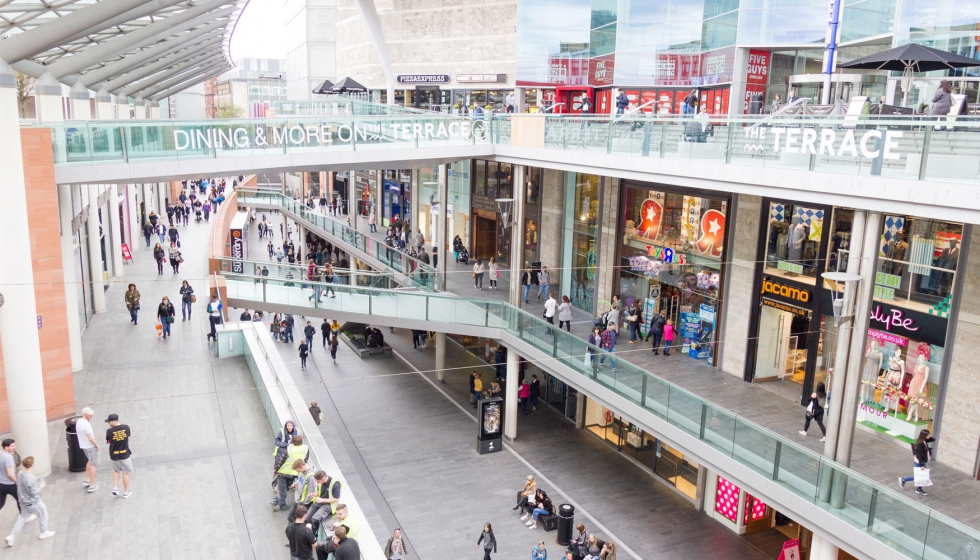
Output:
[[725, 122, 735, 164], [918, 125, 932, 180], [772, 441, 782, 481], [699, 404, 707, 440], [640, 376, 648, 407]]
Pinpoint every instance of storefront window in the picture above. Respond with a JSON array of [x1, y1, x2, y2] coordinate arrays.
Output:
[[764, 201, 825, 284], [563, 173, 600, 312], [496, 163, 513, 198], [620, 185, 728, 363], [654, 442, 697, 500], [526, 167, 542, 205], [875, 215, 962, 308]]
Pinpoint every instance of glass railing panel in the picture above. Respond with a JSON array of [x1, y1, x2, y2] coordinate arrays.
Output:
[[772, 442, 821, 501], [394, 290, 427, 320], [732, 418, 777, 478], [642, 375, 669, 420], [813, 462, 876, 531], [868, 484, 930, 559], [666, 385, 703, 437], [702, 403, 736, 457], [612, 363, 644, 404], [924, 511, 980, 560]]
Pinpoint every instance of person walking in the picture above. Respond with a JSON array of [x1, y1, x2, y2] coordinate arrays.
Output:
[[488, 258, 499, 290], [385, 527, 406, 560], [470, 371, 483, 408], [587, 326, 601, 368], [286, 505, 317, 560], [626, 301, 642, 343], [662, 319, 675, 356], [328, 334, 339, 364], [142, 221, 153, 247], [271, 314, 282, 341], [519, 378, 531, 415], [537, 266, 550, 300], [156, 222, 167, 245], [0, 440, 31, 524], [615, 90, 629, 115], [284, 313, 295, 343], [309, 402, 323, 426], [157, 296, 176, 339], [4, 457, 55, 546], [930, 79, 953, 129], [179, 281, 194, 321], [473, 259, 486, 290], [125, 284, 141, 325], [529, 374, 541, 411], [303, 321, 316, 350], [543, 292, 558, 325], [521, 267, 532, 303], [799, 382, 828, 442], [532, 541, 548, 560], [648, 311, 666, 353], [477, 522, 497, 559], [598, 322, 618, 371], [105, 413, 134, 498], [77, 407, 100, 493], [368, 211, 376, 233], [153, 243, 165, 275], [320, 319, 331, 348], [299, 339, 309, 369], [168, 242, 182, 274], [167, 223, 179, 246], [900, 429, 936, 495], [240, 309, 252, 322], [207, 295, 223, 342], [557, 296, 573, 332]]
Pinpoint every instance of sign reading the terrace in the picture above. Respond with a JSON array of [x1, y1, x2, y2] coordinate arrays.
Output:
[[172, 121, 482, 151], [743, 127, 905, 160], [397, 74, 450, 84]]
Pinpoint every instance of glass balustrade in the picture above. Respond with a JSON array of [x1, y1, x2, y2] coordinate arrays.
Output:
[[223, 270, 980, 560]]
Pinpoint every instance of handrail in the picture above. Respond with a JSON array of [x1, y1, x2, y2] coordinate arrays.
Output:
[[220, 267, 980, 560], [749, 97, 810, 129]]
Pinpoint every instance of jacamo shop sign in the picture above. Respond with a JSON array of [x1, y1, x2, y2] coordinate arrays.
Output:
[[761, 277, 811, 305]]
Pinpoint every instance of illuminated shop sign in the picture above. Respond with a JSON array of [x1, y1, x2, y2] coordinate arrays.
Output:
[[761, 277, 811, 303], [397, 74, 450, 84]]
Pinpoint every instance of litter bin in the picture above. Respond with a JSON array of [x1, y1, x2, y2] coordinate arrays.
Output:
[[65, 416, 87, 473], [556, 503, 575, 546]]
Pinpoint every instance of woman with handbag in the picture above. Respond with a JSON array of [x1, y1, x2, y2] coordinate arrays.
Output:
[[900, 429, 936, 495], [798, 382, 827, 442], [179, 281, 194, 321], [156, 296, 176, 340], [488, 258, 499, 290], [153, 243, 166, 275], [168, 242, 182, 274], [124, 284, 141, 325], [473, 259, 486, 290], [626, 302, 642, 343]]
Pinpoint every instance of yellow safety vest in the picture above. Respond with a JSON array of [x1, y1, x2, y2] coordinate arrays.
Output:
[[277, 444, 309, 476], [325, 478, 342, 514]]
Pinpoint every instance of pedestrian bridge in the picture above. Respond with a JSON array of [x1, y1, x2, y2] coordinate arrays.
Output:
[[46, 112, 980, 223]]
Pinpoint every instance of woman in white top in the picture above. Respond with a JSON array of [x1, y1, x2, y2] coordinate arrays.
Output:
[[473, 259, 486, 290], [488, 258, 499, 290]]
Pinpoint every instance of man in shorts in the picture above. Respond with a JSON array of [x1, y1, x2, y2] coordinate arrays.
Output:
[[105, 414, 134, 498], [76, 407, 100, 493]]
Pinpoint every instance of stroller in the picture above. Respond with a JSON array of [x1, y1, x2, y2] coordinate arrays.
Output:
[[194, 208, 204, 223], [456, 246, 470, 264]]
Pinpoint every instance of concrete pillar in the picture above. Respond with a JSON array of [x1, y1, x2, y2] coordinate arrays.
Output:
[[594, 177, 621, 314], [375, 169, 383, 227], [125, 184, 140, 250], [809, 534, 839, 560], [436, 164, 448, 290], [157, 182, 168, 216], [95, 88, 113, 120], [508, 166, 527, 307], [937, 224, 980, 475], [435, 332, 446, 382], [0, 60, 52, 476], [504, 348, 519, 440], [108, 184, 124, 276], [141, 183, 153, 236], [720, 194, 762, 378], [539, 169, 564, 293], [574, 391, 586, 429], [57, 185, 84, 372], [514, 87, 526, 113], [729, 48, 749, 116], [147, 101, 160, 119], [86, 185, 107, 314], [349, 171, 357, 231], [116, 97, 130, 120], [69, 82, 91, 120], [34, 72, 64, 123], [133, 98, 145, 119]]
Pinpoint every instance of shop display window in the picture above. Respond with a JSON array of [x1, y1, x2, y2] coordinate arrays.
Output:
[[566, 173, 600, 312], [764, 201, 825, 284], [620, 185, 727, 362], [874, 215, 962, 311], [655, 442, 698, 500], [714, 476, 740, 523]]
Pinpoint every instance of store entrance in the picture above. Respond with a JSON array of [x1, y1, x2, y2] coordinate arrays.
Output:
[[473, 215, 497, 261], [754, 301, 812, 400]]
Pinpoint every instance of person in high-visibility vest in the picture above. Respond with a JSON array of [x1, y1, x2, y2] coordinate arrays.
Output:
[[305, 471, 342, 538], [317, 504, 360, 558], [285, 459, 317, 530], [272, 436, 309, 510]]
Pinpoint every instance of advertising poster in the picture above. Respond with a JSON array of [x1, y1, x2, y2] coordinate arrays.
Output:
[[642, 296, 658, 338], [697, 304, 716, 363], [680, 309, 699, 354]]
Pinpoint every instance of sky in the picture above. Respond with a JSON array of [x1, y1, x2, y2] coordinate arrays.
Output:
[[229, 0, 289, 62]]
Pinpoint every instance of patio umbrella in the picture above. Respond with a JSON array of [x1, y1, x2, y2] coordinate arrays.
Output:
[[329, 77, 368, 94], [311, 79, 334, 95], [838, 44, 980, 106]]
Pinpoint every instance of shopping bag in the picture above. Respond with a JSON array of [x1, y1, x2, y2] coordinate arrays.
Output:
[[913, 468, 933, 487], [155, 319, 163, 337]]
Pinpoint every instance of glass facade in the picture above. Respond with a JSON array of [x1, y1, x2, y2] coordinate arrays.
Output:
[[619, 183, 728, 362], [563, 173, 600, 312]]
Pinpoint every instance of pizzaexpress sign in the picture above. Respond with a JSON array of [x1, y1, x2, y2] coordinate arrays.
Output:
[[172, 120, 483, 151]]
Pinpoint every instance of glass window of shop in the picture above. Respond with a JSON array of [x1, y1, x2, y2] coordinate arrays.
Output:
[[763, 201, 826, 286], [619, 185, 728, 362], [896, 0, 980, 63], [737, 0, 828, 45], [524, 167, 543, 266], [563, 173, 600, 312]]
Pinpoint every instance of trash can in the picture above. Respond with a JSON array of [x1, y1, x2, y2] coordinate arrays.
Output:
[[556, 503, 575, 546], [65, 416, 87, 473]]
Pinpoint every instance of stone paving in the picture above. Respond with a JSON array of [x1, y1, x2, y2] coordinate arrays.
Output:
[[0, 206, 287, 560]]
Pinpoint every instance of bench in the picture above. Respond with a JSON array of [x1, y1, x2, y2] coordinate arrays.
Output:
[[340, 334, 392, 359]]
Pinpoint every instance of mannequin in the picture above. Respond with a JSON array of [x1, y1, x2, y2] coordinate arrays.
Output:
[[883, 349, 905, 414], [905, 355, 929, 422], [786, 217, 806, 275], [862, 340, 884, 402]]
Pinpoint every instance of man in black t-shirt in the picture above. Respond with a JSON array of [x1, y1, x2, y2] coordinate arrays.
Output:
[[104, 414, 134, 498], [286, 505, 316, 560]]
